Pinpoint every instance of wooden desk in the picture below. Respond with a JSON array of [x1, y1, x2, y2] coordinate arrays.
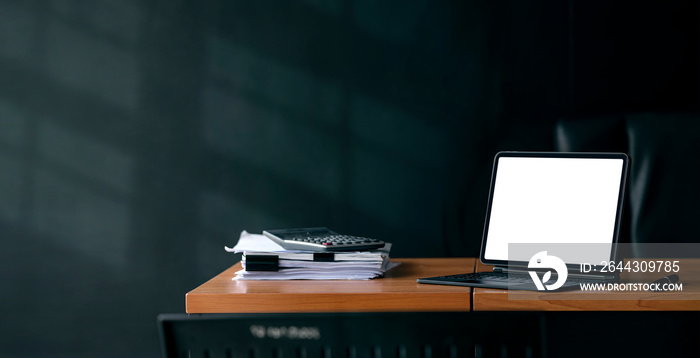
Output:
[[472, 260, 700, 311], [186, 258, 475, 313]]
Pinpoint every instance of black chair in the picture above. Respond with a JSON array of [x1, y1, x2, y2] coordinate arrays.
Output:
[[158, 311, 544, 358], [555, 112, 700, 256], [158, 311, 700, 358]]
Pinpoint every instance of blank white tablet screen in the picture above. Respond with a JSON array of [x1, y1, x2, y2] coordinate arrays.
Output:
[[483, 156, 624, 263]]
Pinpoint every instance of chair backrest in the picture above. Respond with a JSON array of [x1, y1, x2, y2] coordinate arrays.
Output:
[[555, 112, 700, 251], [158, 311, 543, 358]]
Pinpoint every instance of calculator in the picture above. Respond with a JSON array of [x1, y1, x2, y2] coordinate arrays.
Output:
[[262, 227, 385, 252]]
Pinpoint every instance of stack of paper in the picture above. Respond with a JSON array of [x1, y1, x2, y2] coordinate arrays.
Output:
[[225, 231, 398, 280]]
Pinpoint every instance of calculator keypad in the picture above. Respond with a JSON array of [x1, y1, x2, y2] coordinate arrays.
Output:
[[263, 228, 385, 251], [292, 235, 380, 247]]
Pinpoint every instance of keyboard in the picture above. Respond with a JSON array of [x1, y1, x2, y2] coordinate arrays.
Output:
[[417, 271, 603, 291]]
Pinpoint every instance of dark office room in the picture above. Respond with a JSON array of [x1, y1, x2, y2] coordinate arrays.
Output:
[[1, 0, 698, 357]]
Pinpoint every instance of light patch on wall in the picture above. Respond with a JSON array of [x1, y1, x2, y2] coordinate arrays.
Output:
[[198, 190, 285, 245], [0, 1, 37, 63], [0, 100, 27, 149], [201, 86, 343, 202], [350, 94, 447, 171], [49, 0, 144, 44], [31, 167, 131, 270], [0, 100, 28, 224], [44, 18, 139, 111], [0, 152, 22, 223], [207, 37, 343, 127], [37, 120, 133, 195]]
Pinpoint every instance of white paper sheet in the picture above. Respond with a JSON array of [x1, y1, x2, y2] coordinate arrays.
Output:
[[233, 261, 401, 280], [226, 230, 398, 280]]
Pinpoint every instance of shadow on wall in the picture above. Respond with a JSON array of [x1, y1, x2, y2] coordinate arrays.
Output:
[[0, 1, 505, 357], [195, 0, 496, 260]]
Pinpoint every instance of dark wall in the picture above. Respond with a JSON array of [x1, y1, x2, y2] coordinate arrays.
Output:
[[0, 0, 697, 357]]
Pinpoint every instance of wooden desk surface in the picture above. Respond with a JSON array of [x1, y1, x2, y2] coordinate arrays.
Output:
[[186, 258, 475, 313], [472, 260, 700, 311]]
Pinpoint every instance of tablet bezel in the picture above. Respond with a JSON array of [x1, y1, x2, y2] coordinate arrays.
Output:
[[478, 151, 630, 270]]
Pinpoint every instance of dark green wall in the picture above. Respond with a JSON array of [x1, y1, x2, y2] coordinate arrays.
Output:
[[0, 0, 697, 357]]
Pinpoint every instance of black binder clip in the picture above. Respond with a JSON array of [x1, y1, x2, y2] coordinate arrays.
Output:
[[245, 255, 279, 271], [313, 252, 335, 262]]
